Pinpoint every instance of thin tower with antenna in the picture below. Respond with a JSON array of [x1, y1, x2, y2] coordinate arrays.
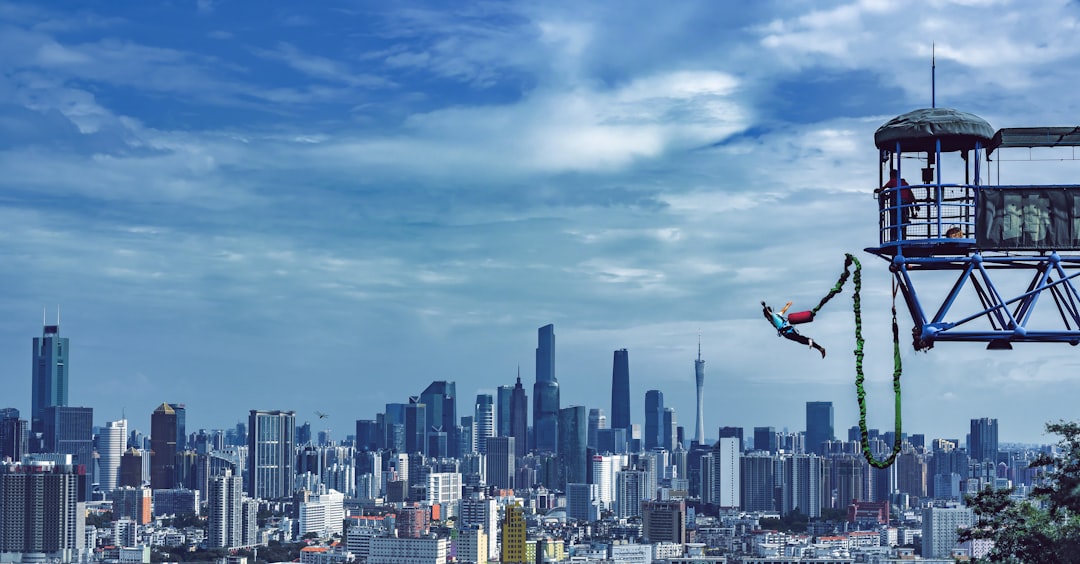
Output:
[[693, 335, 705, 446]]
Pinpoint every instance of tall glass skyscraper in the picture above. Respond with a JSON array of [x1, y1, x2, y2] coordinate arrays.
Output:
[[419, 381, 457, 457], [32, 321, 68, 434], [150, 403, 177, 489], [533, 324, 559, 453], [42, 405, 93, 469], [98, 419, 127, 492], [805, 401, 834, 456], [474, 394, 495, 454], [557, 405, 587, 487], [969, 417, 999, 463], [247, 409, 296, 500], [644, 390, 664, 451], [497, 384, 512, 437], [510, 374, 528, 458], [694, 340, 705, 446], [610, 349, 631, 433]]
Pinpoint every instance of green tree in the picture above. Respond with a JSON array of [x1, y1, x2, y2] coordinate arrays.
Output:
[[960, 421, 1080, 563]]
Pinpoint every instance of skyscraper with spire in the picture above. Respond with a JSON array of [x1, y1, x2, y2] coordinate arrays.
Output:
[[31, 310, 68, 434], [694, 338, 705, 446], [533, 324, 559, 453], [510, 369, 528, 458]]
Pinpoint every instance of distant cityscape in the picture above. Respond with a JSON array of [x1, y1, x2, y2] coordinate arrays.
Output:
[[0, 321, 1054, 563]]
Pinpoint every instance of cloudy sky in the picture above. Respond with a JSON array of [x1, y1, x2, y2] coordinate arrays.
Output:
[[3, 0, 1080, 445]]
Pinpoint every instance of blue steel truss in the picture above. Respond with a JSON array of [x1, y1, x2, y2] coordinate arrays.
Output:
[[864, 111, 1080, 350]]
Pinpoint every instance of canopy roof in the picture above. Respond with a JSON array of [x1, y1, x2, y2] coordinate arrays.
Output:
[[874, 107, 995, 153], [987, 126, 1080, 154]]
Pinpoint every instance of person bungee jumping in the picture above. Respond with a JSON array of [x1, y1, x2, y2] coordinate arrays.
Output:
[[762, 300, 826, 358]]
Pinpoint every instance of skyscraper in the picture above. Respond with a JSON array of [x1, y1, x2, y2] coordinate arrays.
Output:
[[247, 409, 296, 500], [31, 318, 69, 434], [98, 419, 128, 492], [485, 436, 515, 490], [42, 405, 93, 469], [0, 409, 26, 463], [694, 339, 705, 446], [805, 401, 834, 456], [497, 384, 512, 437], [533, 324, 559, 453], [510, 373, 528, 458], [208, 468, 249, 549], [663, 408, 677, 452], [404, 397, 427, 455], [754, 427, 777, 453], [0, 460, 85, 562], [474, 394, 495, 454], [610, 349, 631, 433], [587, 408, 606, 450], [557, 406, 587, 487], [419, 381, 458, 457], [970, 417, 999, 463], [170, 403, 187, 452], [151, 403, 177, 489], [644, 390, 664, 451]]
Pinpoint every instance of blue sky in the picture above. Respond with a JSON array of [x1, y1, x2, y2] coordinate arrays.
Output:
[[3, 0, 1080, 444]]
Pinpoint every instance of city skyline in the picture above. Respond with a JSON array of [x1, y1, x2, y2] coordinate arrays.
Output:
[[3, 2, 1080, 445], [0, 317, 1061, 447]]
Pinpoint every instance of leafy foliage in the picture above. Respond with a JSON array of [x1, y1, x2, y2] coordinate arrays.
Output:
[[759, 509, 808, 533], [960, 421, 1080, 563]]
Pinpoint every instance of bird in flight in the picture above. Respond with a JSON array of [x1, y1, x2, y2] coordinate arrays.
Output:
[[316, 411, 329, 419]]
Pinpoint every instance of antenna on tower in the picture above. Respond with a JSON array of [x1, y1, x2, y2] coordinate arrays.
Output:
[[697, 331, 702, 361], [931, 43, 936, 108], [57, 304, 61, 326], [42, 306, 46, 326]]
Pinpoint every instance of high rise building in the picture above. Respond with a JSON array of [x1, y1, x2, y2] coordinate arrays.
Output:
[[510, 374, 528, 458], [31, 318, 69, 435], [98, 419, 128, 492], [782, 453, 824, 518], [151, 403, 178, 489], [805, 401, 834, 456], [740, 451, 776, 512], [610, 349, 631, 433], [0, 460, 86, 562], [247, 410, 296, 500], [474, 394, 495, 454], [501, 504, 526, 564], [565, 482, 600, 522], [718, 427, 743, 452], [419, 381, 458, 457], [110, 486, 152, 524], [42, 405, 93, 469], [557, 406, 587, 488], [694, 339, 706, 446], [485, 436, 515, 490], [663, 408, 677, 452], [533, 324, 559, 453], [587, 408, 606, 450], [614, 469, 647, 519], [119, 448, 144, 488], [497, 384, 512, 437], [170, 403, 187, 452], [701, 437, 739, 509], [754, 427, 778, 453], [644, 390, 663, 451], [404, 398, 427, 455], [922, 505, 974, 558], [208, 468, 249, 549], [642, 499, 686, 544], [970, 418, 999, 463], [0, 409, 26, 463]]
